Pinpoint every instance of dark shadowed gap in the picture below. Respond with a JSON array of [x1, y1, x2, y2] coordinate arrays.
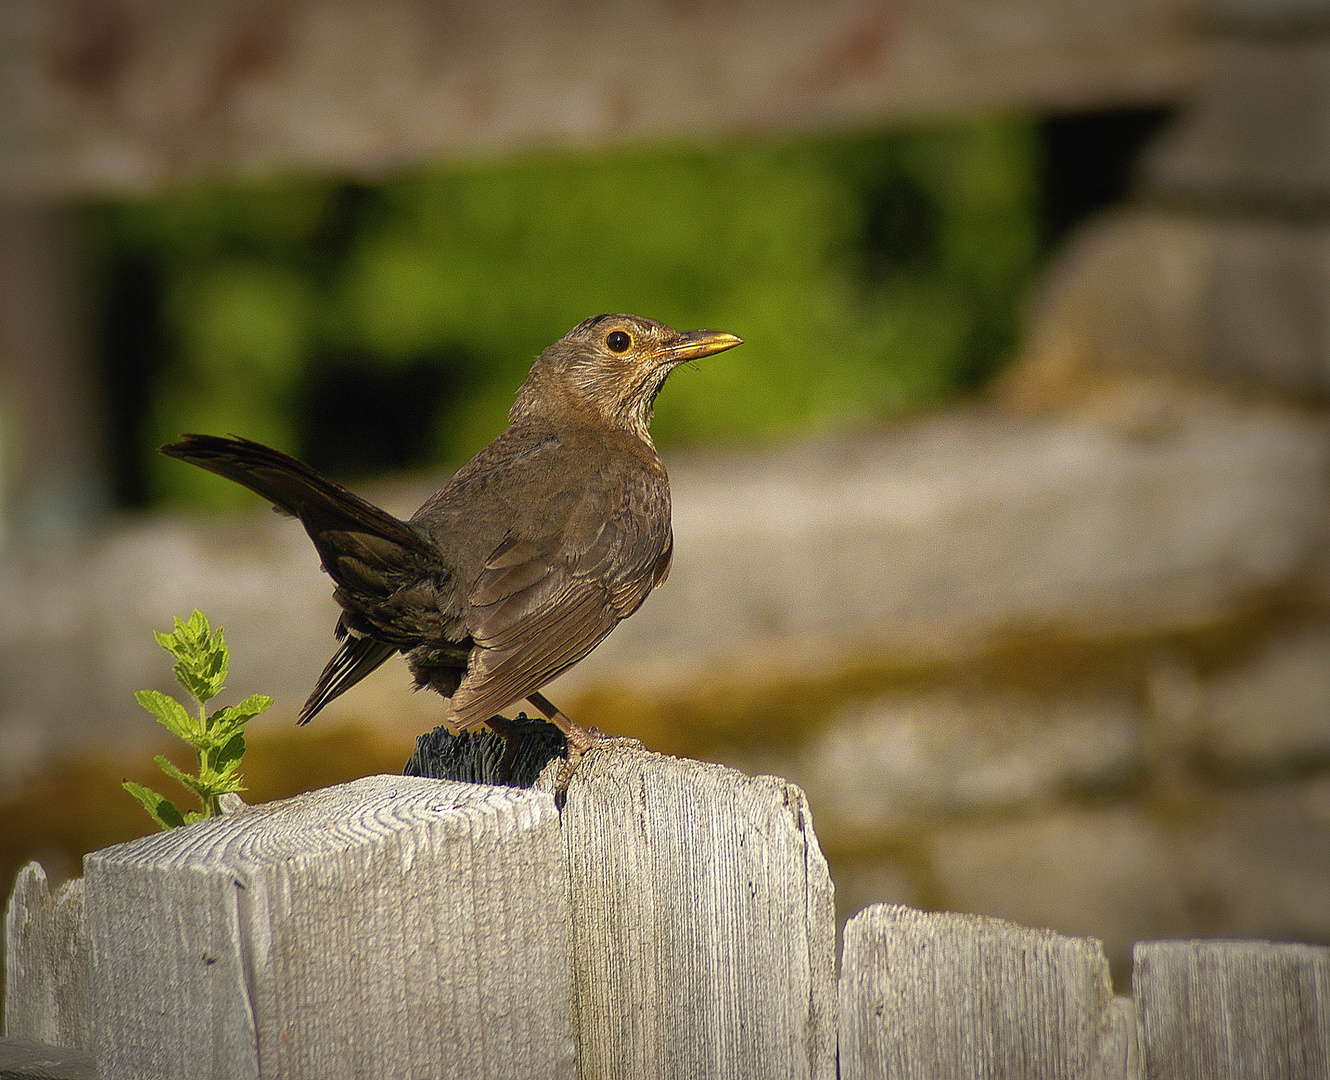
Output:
[[1038, 106, 1174, 250], [296, 352, 468, 482], [858, 164, 938, 284], [306, 181, 377, 283], [95, 250, 165, 510]]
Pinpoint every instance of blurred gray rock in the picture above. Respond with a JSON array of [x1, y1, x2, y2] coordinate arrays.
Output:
[[1206, 0, 1330, 34], [928, 806, 1197, 981], [1014, 8, 1330, 403], [924, 778, 1330, 979], [1202, 626, 1330, 772], [1183, 776, 1330, 944], [723, 691, 1141, 844], [0, 0, 1199, 199], [825, 853, 925, 933], [0, 515, 339, 788], [1012, 208, 1330, 398], [558, 400, 1330, 701], [1143, 36, 1330, 211]]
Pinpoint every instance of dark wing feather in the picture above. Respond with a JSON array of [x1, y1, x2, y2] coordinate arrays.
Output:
[[299, 634, 397, 725], [162, 434, 454, 716]]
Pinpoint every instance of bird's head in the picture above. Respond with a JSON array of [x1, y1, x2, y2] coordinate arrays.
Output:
[[512, 314, 742, 440]]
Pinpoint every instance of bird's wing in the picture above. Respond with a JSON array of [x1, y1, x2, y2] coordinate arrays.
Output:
[[445, 488, 670, 729], [163, 434, 459, 721]]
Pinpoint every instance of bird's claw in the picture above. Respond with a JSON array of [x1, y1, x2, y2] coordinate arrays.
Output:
[[548, 725, 644, 796]]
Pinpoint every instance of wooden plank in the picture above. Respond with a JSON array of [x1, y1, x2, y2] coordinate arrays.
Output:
[[558, 747, 837, 1080], [84, 774, 572, 1080], [1100, 995, 1143, 1080], [3, 863, 90, 1052], [1135, 939, 1330, 1079], [838, 904, 1126, 1080], [0, 0, 1196, 197], [0, 1035, 95, 1080]]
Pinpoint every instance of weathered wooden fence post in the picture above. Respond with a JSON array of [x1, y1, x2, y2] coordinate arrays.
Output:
[[558, 748, 838, 1080], [83, 774, 572, 1080], [3, 862, 90, 1052], [838, 903, 1137, 1080], [9, 751, 1330, 1078], [1134, 939, 1330, 1079]]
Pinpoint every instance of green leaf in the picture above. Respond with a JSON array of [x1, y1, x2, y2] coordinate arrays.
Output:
[[214, 731, 246, 772], [134, 690, 197, 739], [208, 694, 273, 733], [210, 771, 247, 796], [154, 610, 229, 705], [132, 609, 261, 821], [123, 781, 187, 831]]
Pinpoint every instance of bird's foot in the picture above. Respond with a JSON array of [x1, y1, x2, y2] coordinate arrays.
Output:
[[555, 722, 644, 790], [525, 690, 643, 793]]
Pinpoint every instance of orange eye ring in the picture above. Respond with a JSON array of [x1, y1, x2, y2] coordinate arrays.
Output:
[[606, 331, 632, 353]]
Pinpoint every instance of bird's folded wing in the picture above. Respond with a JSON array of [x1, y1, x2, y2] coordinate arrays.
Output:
[[446, 511, 663, 729]]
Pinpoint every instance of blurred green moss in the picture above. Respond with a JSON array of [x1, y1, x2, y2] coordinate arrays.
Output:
[[86, 119, 1040, 509]]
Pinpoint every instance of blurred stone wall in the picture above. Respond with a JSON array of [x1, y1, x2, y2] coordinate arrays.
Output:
[[929, 2, 1330, 978], [2, 383, 1328, 981]]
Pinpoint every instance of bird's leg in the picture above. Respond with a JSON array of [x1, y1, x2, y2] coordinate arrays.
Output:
[[524, 690, 642, 786], [524, 691, 598, 751]]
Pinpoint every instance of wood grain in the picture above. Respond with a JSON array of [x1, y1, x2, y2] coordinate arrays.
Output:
[[84, 774, 571, 1080], [1134, 938, 1330, 1080], [0, 1034, 95, 1079], [15, 743, 1330, 1076], [557, 747, 837, 1080], [838, 904, 1128, 1080], [3, 863, 90, 1052]]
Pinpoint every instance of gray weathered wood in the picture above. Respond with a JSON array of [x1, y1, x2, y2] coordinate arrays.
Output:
[[838, 904, 1126, 1080], [84, 774, 572, 1080], [0, 0, 1195, 198], [0, 1035, 95, 1079], [2, 864, 89, 1051], [1099, 995, 1143, 1080], [556, 748, 837, 1080], [1134, 939, 1330, 1079]]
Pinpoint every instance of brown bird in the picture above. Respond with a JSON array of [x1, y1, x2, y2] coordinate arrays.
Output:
[[161, 314, 741, 761]]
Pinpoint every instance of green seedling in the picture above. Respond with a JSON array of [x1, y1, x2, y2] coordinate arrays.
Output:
[[124, 610, 272, 829]]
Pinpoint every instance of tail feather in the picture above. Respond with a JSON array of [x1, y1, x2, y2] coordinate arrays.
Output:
[[299, 634, 397, 725], [162, 434, 439, 604], [161, 434, 436, 560]]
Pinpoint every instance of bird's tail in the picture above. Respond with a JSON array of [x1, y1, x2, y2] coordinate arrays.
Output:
[[162, 434, 445, 720], [161, 434, 435, 557]]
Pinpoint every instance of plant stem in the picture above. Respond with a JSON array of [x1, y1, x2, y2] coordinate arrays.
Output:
[[196, 698, 213, 816]]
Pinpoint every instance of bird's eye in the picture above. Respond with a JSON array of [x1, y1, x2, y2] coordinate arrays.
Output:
[[606, 330, 632, 353]]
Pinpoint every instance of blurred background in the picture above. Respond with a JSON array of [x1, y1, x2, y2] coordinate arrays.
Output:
[[3, 0, 1329, 990]]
